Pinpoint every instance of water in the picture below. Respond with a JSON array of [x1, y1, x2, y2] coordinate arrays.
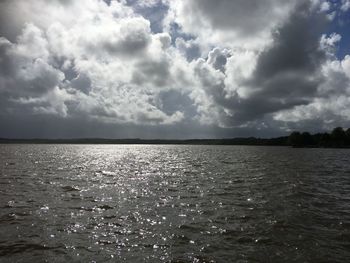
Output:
[[0, 144, 350, 262]]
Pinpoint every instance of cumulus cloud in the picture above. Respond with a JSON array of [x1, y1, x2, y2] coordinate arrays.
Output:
[[0, 24, 66, 116], [341, 0, 350, 11], [274, 55, 350, 129], [0, 0, 187, 127], [185, 2, 329, 128], [0, 0, 350, 138], [165, 0, 297, 50]]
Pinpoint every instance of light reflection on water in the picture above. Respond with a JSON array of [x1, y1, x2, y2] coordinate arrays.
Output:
[[0, 144, 350, 262]]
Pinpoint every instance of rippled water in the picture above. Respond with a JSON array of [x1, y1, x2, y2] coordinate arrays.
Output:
[[1, 145, 350, 262]]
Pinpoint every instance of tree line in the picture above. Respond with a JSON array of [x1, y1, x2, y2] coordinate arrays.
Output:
[[288, 127, 350, 148], [1, 127, 350, 147]]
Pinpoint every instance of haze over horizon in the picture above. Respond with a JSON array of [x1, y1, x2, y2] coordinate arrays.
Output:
[[1, 0, 350, 139]]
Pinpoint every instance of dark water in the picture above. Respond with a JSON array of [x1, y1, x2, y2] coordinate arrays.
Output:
[[0, 145, 350, 262]]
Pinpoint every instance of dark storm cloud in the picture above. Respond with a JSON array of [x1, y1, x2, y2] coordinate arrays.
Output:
[[254, 5, 326, 79], [0, 38, 16, 77], [202, 2, 329, 126], [244, 2, 327, 115]]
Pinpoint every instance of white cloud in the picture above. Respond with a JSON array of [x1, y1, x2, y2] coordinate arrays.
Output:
[[341, 0, 350, 11], [342, 55, 350, 78], [320, 33, 342, 56], [164, 0, 297, 51], [0, 0, 350, 137], [320, 1, 331, 11], [0, 0, 190, 125], [274, 54, 350, 127]]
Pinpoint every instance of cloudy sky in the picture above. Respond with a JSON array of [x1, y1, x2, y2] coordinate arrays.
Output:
[[0, 0, 350, 138]]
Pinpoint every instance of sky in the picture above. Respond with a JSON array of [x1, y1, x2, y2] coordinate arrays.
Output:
[[0, 0, 350, 139]]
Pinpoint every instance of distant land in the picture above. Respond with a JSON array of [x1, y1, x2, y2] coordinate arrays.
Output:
[[1, 127, 350, 148], [0, 137, 288, 146]]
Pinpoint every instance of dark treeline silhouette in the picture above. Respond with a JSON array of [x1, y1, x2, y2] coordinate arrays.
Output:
[[0, 127, 349, 147], [288, 127, 350, 148], [0, 137, 288, 146]]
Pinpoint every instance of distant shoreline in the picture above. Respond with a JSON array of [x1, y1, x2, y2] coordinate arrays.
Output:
[[2, 127, 350, 148], [0, 137, 289, 146], [1, 138, 350, 148]]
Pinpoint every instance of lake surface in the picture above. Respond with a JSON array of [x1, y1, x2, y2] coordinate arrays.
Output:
[[0, 145, 350, 262]]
